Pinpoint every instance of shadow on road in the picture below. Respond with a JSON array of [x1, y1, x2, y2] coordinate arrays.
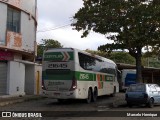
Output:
[[46, 94, 114, 106]]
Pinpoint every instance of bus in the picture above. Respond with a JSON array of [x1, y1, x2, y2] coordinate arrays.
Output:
[[42, 48, 119, 103]]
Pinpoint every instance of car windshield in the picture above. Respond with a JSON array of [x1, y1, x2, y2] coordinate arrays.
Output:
[[127, 84, 145, 92]]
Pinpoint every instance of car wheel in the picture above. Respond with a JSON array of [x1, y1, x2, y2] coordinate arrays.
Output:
[[86, 88, 92, 103], [147, 98, 154, 108], [92, 87, 98, 102]]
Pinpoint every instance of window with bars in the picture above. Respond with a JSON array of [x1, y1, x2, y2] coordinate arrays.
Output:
[[7, 7, 20, 33]]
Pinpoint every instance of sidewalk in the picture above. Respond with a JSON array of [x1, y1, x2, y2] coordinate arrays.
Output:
[[0, 95, 45, 107]]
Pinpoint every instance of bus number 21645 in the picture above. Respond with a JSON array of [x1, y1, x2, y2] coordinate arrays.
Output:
[[48, 63, 67, 69]]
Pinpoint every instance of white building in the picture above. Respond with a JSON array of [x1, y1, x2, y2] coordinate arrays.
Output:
[[0, 0, 41, 96]]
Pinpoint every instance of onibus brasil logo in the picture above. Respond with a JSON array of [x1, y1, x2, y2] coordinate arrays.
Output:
[[1, 112, 42, 118]]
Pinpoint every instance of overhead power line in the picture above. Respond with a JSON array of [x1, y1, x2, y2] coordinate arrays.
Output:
[[37, 24, 71, 33]]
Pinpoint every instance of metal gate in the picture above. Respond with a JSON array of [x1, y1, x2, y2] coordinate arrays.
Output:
[[0, 62, 7, 95]]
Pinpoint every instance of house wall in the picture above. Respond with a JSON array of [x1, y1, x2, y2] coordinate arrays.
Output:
[[21, 12, 36, 53], [7, 61, 25, 96]]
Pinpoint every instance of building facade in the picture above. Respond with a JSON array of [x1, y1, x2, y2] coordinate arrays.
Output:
[[0, 0, 40, 96]]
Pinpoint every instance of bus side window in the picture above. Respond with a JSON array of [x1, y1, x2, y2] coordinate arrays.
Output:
[[78, 52, 96, 70]]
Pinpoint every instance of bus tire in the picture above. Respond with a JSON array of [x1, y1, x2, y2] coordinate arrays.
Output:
[[92, 87, 98, 102], [86, 88, 92, 103], [111, 87, 116, 97]]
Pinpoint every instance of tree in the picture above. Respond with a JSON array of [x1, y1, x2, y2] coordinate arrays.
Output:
[[37, 39, 63, 58], [72, 0, 160, 82]]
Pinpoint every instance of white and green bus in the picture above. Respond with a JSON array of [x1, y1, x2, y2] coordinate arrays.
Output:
[[42, 48, 119, 103]]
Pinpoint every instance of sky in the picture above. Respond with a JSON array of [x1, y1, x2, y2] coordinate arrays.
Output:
[[37, 0, 112, 50]]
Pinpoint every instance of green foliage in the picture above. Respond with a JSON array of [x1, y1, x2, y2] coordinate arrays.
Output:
[[73, 0, 160, 56], [142, 56, 160, 68], [148, 58, 160, 68], [72, 0, 160, 82], [37, 39, 63, 57], [109, 52, 135, 64]]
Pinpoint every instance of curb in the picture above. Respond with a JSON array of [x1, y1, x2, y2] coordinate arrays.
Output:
[[0, 96, 45, 107], [0, 99, 24, 107]]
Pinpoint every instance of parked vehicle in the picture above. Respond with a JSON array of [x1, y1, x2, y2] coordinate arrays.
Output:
[[125, 83, 160, 108], [120, 69, 136, 91]]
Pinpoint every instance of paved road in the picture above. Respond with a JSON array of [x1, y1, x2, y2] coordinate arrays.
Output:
[[0, 93, 160, 120], [0, 93, 125, 111]]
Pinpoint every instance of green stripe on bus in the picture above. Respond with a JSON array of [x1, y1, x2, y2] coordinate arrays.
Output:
[[42, 71, 114, 81], [44, 52, 74, 61], [75, 72, 95, 81]]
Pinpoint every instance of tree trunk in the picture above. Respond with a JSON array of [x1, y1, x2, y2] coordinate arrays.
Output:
[[136, 48, 142, 83]]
